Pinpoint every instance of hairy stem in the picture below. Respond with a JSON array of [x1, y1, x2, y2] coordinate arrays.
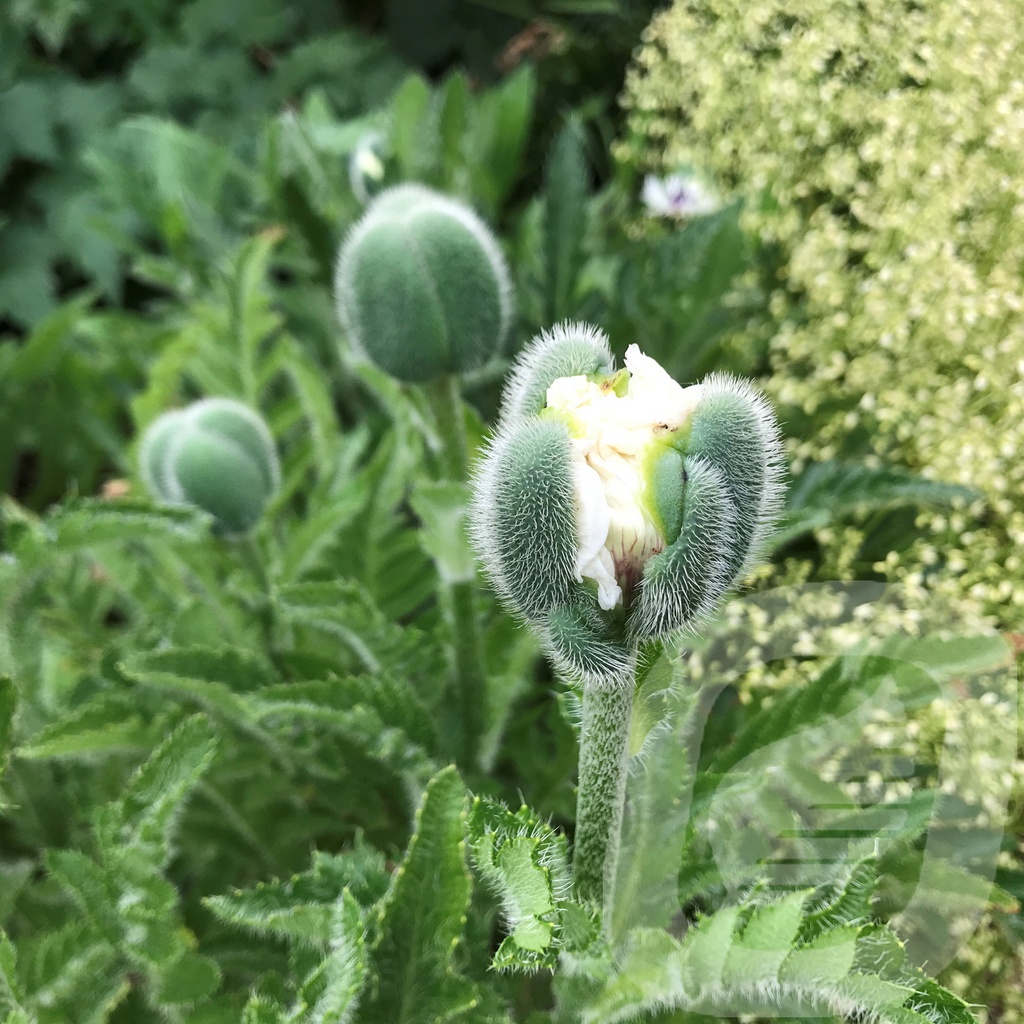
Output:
[[426, 376, 487, 770], [573, 676, 635, 908]]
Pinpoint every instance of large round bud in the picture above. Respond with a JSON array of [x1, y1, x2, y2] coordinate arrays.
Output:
[[139, 399, 280, 537], [334, 184, 513, 383]]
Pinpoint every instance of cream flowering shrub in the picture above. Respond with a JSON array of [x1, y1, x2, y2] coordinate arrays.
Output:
[[622, 5, 1024, 1000], [621, 0, 1024, 627]]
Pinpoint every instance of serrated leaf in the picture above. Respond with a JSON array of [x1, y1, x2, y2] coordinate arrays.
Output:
[[773, 461, 978, 549], [120, 650, 291, 770], [363, 767, 476, 1023], [722, 891, 811, 987], [779, 926, 860, 986], [0, 930, 25, 1015], [16, 691, 148, 760], [799, 856, 879, 941], [31, 500, 209, 556], [612, 654, 700, 942], [113, 714, 217, 855], [307, 892, 365, 1024], [277, 581, 443, 696], [45, 850, 120, 944], [678, 905, 740, 995], [0, 679, 14, 788], [206, 844, 389, 948], [468, 798, 572, 971]]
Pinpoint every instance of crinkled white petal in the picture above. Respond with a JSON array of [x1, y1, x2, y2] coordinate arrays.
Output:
[[570, 452, 621, 609], [545, 346, 701, 610]]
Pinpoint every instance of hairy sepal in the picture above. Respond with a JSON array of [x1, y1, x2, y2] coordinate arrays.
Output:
[[687, 374, 785, 580], [470, 418, 579, 621], [630, 455, 737, 640], [499, 321, 615, 427]]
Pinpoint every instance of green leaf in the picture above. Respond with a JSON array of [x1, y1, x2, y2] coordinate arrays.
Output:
[[45, 849, 120, 944], [773, 460, 978, 549], [112, 714, 217, 855], [389, 75, 433, 180], [16, 691, 148, 760], [678, 904, 740, 996], [206, 845, 389, 948], [363, 767, 476, 1023], [779, 926, 860, 986], [306, 892, 366, 1024], [120, 650, 291, 771], [721, 891, 811, 988], [0, 930, 25, 1016], [154, 951, 222, 1005], [611, 654, 701, 942], [543, 118, 588, 322], [0, 679, 14, 789], [409, 481, 476, 584], [469, 799, 572, 970], [30, 499, 210, 555]]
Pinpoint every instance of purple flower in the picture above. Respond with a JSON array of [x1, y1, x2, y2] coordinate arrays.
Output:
[[642, 172, 719, 219]]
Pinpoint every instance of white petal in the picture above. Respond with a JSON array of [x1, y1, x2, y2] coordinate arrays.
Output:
[[571, 453, 611, 579]]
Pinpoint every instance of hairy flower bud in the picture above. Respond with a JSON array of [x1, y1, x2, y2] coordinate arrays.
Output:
[[471, 322, 785, 681], [139, 398, 280, 536], [334, 184, 513, 382]]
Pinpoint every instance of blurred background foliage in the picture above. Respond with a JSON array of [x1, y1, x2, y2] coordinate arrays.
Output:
[[0, 0, 675, 508]]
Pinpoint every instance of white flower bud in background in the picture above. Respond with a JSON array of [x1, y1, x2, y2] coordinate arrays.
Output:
[[348, 131, 389, 206]]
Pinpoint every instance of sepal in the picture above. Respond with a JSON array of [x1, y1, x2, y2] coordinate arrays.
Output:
[[542, 603, 634, 684], [631, 455, 736, 640], [470, 418, 579, 621], [499, 321, 615, 426], [685, 374, 785, 579]]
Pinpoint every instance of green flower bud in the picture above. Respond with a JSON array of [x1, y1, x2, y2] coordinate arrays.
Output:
[[334, 184, 513, 382], [471, 323, 786, 677], [139, 398, 280, 536]]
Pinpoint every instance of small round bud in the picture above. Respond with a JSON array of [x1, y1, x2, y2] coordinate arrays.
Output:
[[139, 399, 280, 536], [334, 184, 513, 382]]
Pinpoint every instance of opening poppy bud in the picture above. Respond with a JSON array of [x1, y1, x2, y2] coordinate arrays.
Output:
[[334, 184, 513, 382], [139, 398, 280, 537], [542, 344, 704, 610], [472, 322, 786, 675]]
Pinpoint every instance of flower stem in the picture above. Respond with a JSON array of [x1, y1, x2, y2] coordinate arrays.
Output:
[[426, 376, 487, 770], [573, 676, 635, 908]]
